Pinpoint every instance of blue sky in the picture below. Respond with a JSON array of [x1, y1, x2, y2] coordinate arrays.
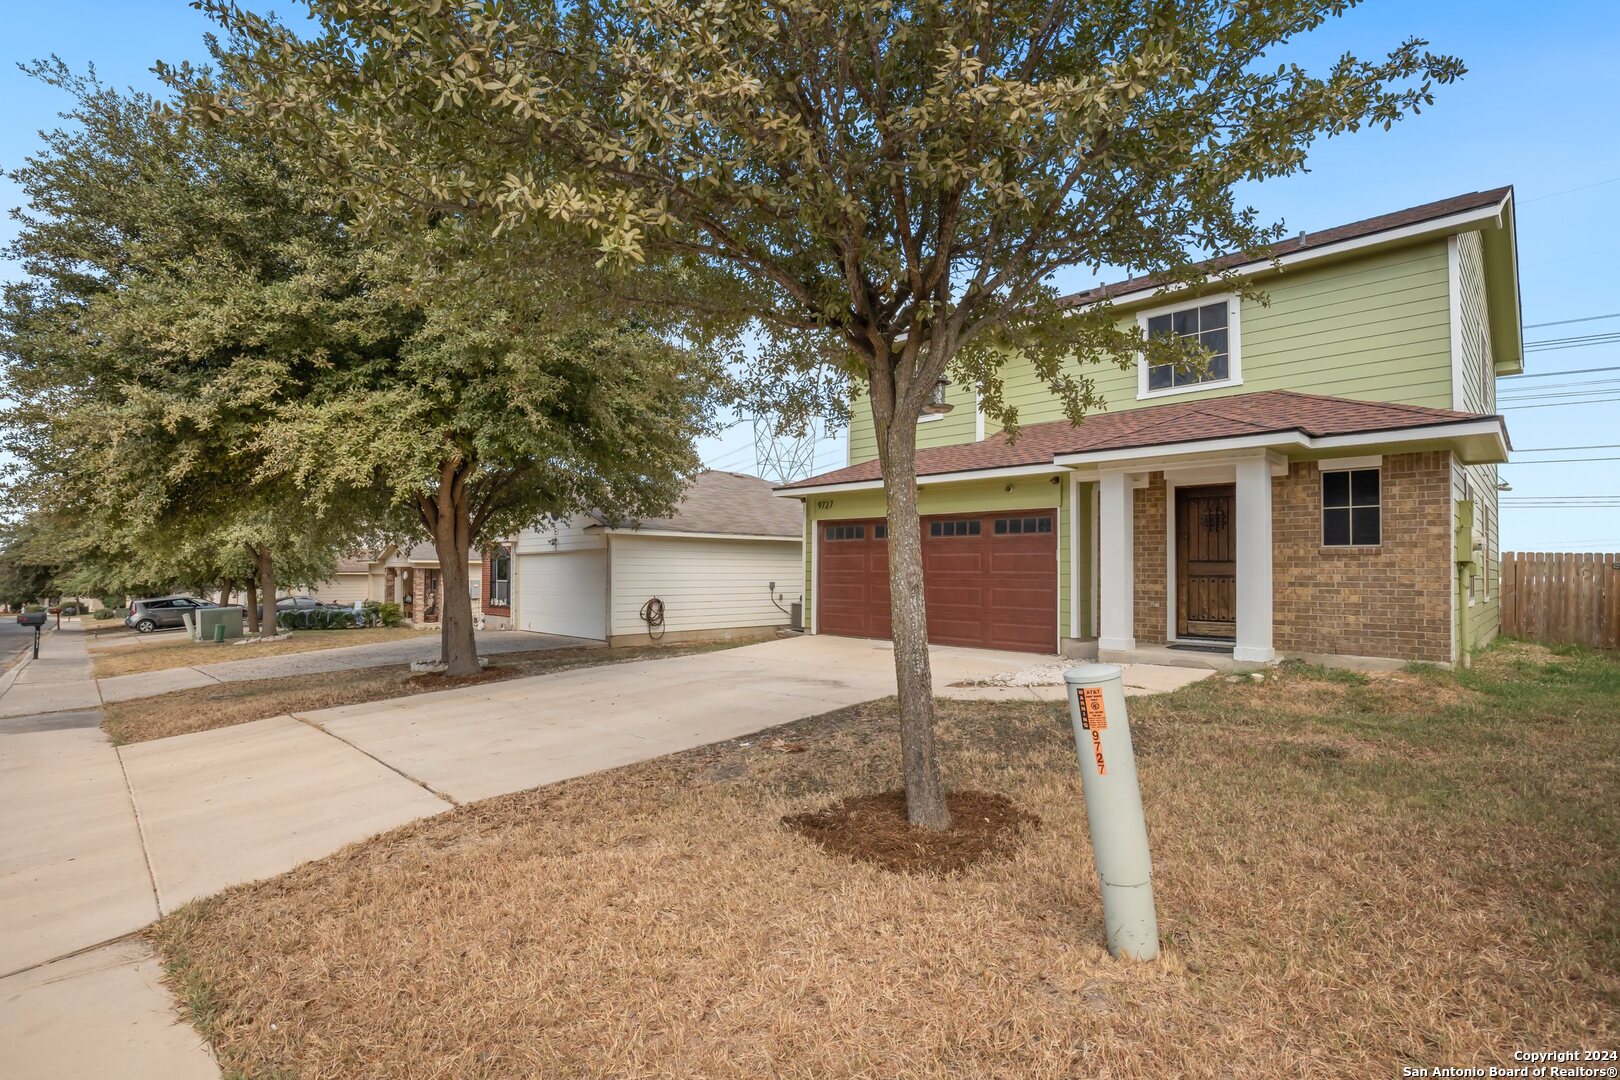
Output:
[[3, 1, 1617, 551]]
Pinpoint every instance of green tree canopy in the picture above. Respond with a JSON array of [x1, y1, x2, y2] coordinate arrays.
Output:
[[1, 61, 400, 632], [173, 0, 1462, 824]]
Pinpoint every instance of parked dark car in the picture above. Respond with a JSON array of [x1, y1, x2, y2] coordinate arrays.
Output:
[[125, 596, 220, 633]]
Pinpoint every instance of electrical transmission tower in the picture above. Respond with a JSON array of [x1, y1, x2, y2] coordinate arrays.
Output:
[[752, 415, 818, 484]]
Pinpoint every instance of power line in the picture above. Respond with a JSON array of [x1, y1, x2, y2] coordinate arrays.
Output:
[[1520, 175, 1620, 204], [1514, 443, 1620, 452], [1524, 336, 1620, 354], [1499, 379, 1620, 398], [1503, 364, 1620, 380], [1501, 395, 1620, 411], [1501, 456, 1620, 464], [1525, 330, 1620, 347], [1524, 312, 1620, 329]]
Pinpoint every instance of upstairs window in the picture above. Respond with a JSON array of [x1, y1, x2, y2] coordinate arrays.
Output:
[[1322, 468, 1381, 547], [1138, 296, 1241, 398]]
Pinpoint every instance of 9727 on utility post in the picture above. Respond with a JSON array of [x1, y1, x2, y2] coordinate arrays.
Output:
[[16, 611, 47, 659]]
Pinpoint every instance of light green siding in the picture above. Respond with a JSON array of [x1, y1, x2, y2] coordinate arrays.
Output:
[[1452, 230, 1501, 652], [843, 239, 1455, 462], [798, 474, 1071, 647], [845, 379, 978, 465]]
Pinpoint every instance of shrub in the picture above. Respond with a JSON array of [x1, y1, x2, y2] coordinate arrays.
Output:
[[91, 609, 116, 621], [362, 600, 404, 628]]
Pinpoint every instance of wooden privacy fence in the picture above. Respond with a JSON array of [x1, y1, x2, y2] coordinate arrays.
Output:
[[1501, 552, 1620, 649]]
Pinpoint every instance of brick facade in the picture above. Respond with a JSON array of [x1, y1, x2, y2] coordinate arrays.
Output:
[[1133, 473, 1168, 645], [403, 568, 427, 623], [1121, 451, 1453, 662], [1273, 451, 1453, 663]]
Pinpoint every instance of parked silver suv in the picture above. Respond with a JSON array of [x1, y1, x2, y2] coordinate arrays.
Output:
[[124, 596, 220, 633]]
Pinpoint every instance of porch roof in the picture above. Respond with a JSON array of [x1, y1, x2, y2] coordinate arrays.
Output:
[[778, 390, 1506, 492]]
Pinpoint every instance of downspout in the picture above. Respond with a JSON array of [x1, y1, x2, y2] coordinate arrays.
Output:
[[604, 531, 614, 648]]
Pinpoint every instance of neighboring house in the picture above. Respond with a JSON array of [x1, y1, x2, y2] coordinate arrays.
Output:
[[306, 555, 373, 606], [307, 544, 483, 625], [776, 187, 1519, 668], [489, 470, 803, 645]]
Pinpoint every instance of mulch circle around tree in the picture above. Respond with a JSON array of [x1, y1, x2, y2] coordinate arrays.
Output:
[[407, 667, 510, 691], [782, 789, 1039, 875]]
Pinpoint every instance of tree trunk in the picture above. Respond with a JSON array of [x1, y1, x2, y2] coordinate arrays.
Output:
[[243, 574, 259, 634], [877, 410, 951, 829], [219, 579, 235, 607], [422, 459, 480, 677], [254, 545, 278, 638]]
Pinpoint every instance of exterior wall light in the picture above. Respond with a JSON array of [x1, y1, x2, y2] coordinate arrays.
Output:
[[920, 378, 954, 415]]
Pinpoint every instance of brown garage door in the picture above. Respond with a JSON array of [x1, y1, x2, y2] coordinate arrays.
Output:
[[817, 510, 1056, 653]]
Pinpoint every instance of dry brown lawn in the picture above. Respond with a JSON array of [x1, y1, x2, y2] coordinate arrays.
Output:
[[90, 626, 431, 678], [150, 641, 1619, 1079], [103, 640, 745, 745]]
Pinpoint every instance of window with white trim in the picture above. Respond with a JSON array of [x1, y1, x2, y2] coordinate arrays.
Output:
[[1138, 297, 1240, 397], [489, 546, 511, 606], [1321, 467, 1380, 547]]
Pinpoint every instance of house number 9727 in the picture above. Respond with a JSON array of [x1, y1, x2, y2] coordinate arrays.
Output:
[[816, 500, 834, 510]]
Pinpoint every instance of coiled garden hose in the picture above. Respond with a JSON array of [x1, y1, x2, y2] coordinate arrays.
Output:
[[639, 596, 666, 640]]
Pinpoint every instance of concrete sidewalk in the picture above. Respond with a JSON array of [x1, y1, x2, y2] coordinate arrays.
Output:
[[0, 629, 102, 719], [95, 628, 591, 704], [0, 632, 219, 1079]]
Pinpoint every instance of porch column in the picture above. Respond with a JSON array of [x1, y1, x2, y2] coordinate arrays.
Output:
[[1234, 456, 1276, 663], [1098, 469, 1135, 652]]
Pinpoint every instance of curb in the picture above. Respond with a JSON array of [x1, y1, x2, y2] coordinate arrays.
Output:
[[0, 636, 42, 699]]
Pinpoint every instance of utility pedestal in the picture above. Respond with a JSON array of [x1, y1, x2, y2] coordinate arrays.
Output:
[[1064, 662, 1160, 961]]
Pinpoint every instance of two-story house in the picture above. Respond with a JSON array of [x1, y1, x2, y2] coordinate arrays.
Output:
[[775, 188, 1519, 669]]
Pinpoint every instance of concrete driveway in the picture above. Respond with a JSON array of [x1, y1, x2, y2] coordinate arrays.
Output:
[[2, 630, 1209, 1078]]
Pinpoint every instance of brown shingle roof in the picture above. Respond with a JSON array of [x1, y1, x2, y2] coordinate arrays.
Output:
[[596, 470, 802, 537], [781, 391, 1496, 489], [1061, 187, 1512, 306]]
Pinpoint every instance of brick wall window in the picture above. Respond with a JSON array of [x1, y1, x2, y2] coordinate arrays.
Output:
[[490, 547, 511, 606], [482, 545, 511, 615], [1322, 467, 1381, 547]]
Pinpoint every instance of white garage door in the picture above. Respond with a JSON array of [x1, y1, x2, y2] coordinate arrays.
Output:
[[516, 550, 607, 640]]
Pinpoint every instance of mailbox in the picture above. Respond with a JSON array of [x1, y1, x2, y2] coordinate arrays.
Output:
[[16, 612, 46, 627]]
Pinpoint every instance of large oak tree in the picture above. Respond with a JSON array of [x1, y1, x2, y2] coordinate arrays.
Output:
[[175, 0, 1461, 826]]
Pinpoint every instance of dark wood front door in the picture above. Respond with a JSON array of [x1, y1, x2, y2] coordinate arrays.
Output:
[[1176, 485, 1236, 640]]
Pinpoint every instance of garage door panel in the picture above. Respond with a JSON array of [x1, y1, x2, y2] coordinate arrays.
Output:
[[991, 587, 1056, 610], [818, 509, 1055, 654], [926, 552, 988, 574], [517, 550, 607, 639], [815, 520, 888, 640]]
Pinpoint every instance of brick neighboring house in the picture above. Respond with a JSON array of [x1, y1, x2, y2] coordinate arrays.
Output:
[[307, 543, 483, 627], [775, 187, 1520, 669]]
